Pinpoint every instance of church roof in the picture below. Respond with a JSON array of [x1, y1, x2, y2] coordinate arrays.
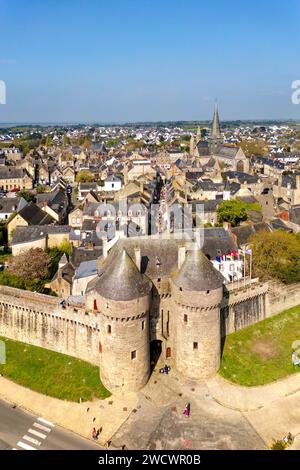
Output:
[[94, 249, 152, 301], [211, 105, 221, 140], [172, 248, 224, 292]]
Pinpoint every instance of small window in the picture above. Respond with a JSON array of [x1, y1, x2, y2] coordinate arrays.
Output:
[[131, 350, 136, 360], [107, 325, 111, 334], [193, 342, 198, 350], [206, 290, 210, 294], [184, 314, 188, 323], [157, 278, 161, 282], [93, 299, 97, 311], [99, 342, 102, 353], [142, 320, 145, 330], [179, 287, 183, 291]]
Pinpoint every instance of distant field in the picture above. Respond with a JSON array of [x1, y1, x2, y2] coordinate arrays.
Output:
[[220, 306, 300, 386], [0, 336, 110, 402]]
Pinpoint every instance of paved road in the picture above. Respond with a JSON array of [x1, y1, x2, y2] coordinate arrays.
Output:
[[0, 399, 101, 450]]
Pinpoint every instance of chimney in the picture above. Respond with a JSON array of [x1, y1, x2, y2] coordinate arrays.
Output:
[[134, 247, 141, 271], [178, 246, 186, 270]]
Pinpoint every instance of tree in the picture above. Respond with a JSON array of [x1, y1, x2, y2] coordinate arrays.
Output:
[[239, 140, 268, 157], [19, 190, 35, 203], [249, 230, 300, 284], [76, 170, 94, 183], [63, 135, 71, 146], [217, 200, 248, 227], [82, 138, 92, 149], [8, 248, 51, 281], [35, 184, 49, 194]]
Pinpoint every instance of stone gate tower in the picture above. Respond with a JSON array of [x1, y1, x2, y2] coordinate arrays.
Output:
[[171, 248, 224, 379], [86, 249, 152, 394]]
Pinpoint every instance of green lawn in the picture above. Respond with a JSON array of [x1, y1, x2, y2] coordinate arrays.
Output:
[[220, 305, 300, 386], [0, 336, 110, 402]]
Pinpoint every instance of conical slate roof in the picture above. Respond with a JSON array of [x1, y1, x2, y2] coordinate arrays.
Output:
[[173, 249, 224, 292], [95, 249, 152, 301]]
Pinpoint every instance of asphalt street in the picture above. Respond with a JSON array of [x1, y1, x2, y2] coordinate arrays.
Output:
[[0, 399, 101, 450]]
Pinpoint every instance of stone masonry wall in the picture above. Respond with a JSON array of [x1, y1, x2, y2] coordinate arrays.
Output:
[[221, 282, 269, 336], [0, 286, 101, 365], [266, 281, 300, 317]]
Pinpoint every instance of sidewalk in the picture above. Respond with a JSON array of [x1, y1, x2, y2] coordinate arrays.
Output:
[[205, 373, 300, 447], [205, 373, 300, 411], [0, 376, 138, 446]]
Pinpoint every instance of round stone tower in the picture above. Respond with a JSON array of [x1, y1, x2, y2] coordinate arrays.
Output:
[[171, 248, 224, 380], [86, 249, 152, 394]]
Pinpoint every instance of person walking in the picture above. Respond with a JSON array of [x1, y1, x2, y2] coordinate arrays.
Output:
[[92, 427, 98, 440], [184, 403, 190, 417]]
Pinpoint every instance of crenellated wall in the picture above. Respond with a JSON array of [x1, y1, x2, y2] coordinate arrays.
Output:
[[0, 286, 101, 365], [0, 278, 299, 393], [221, 281, 269, 336]]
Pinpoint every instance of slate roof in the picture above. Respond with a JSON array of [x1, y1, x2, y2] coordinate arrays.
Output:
[[290, 205, 300, 226], [0, 197, 23, 214], [269, 218, 292, 232], [231, 222, 271, 247], [172, 248, 224, 291], [93, 249, 152, 301], [280, 174, 297, 189], [224, 171, 258, 184], [192, 179, 219, 192], [79, 182, 98, 190], [16, 202, 55, 225], [74, 259, 99, 280], [52, 263, 74, 284], [70, 246, 103, 268], [11, 225, 71, 245], [0, 168, 30, 179], [105, 230, 237, 280]]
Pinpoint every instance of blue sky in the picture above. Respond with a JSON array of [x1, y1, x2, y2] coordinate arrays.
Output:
[[0, 0, 300, 122]]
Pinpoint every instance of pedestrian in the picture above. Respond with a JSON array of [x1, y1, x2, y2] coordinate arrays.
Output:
[[184, 403, 190, 417]]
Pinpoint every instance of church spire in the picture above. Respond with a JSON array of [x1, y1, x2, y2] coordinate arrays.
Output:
[[211, 103, 221, 140]]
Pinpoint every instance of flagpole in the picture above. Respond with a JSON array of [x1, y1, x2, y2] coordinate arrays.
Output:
[[243, 250, 246, 288], [250, 250, 252, 287], [237, 250, 240, 289]]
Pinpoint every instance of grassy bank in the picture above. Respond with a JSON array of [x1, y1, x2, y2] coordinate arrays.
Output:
[[220, 305, 300, 386], [0, 336, 110, 401]]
